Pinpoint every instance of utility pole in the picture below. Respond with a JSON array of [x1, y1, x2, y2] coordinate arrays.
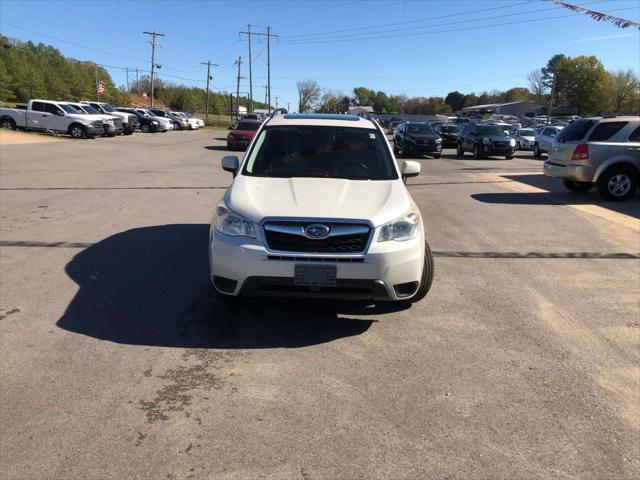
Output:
[[263, 85, 268, 109], [125, 67, 130, 92], [239, 26, 277, 114], [234, 56, 243, 121], [287, 102, 290, 113], [547, 73, 556, 124], [239, 25, 254, 112], [136, 68, 139, 93], [200, 60, 219, 124], [143, 30, 165, 108], [275, 96, 279, 109]]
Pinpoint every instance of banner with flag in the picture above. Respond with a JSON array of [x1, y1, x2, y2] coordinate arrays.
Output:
[[143, 92, 148, 98], [546, 0, 640, 29], [97, 80, 105, 95]]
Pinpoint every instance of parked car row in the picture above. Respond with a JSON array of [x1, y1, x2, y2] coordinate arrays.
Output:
[[0, 99, 205, 138]]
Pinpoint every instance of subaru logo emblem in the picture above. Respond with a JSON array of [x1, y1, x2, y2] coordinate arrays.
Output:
[[304, 224, 330, 239]]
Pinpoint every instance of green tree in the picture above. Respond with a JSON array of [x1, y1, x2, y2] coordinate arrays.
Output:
[[445, 91, 465, 111]]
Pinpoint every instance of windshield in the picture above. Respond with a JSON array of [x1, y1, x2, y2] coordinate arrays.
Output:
[[518, 129, 534, 136], [406, 124, 434, 134], [60, 104, 80, 113], [67, 104, 87, 114], [236, 122, 260, 131], [81, 105, 100, 115], [477, 125, 505, 136], [101, 104, 116, 112], [440, 125, 458, 133], [243, 126, 398, 180]]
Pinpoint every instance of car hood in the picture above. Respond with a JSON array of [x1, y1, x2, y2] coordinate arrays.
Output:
[[520, 135, 534, 142], [227, 176, 412, 227], [487, 135, 513, 141]]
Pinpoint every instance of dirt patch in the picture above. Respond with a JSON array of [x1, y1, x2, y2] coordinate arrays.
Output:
[[0, 129, 66, 145]]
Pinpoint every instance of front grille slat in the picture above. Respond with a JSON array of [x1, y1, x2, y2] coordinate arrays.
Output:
[[264, 222, 370, 253]]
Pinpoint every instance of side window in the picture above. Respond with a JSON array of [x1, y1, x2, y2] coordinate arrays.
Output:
[[587, 122, 628, 142], [31, 101, 46, 112], [542, 128, 552, 136], [89, 103, 102, 112], [43, 103, 63, 115], [628, 125, 640, 142]]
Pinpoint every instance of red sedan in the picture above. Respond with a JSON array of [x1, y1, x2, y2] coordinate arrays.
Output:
[[227, 119, 261, 151]]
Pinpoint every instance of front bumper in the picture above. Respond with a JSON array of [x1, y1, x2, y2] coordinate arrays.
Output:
[[227, 138, 250, 150], [85, 125, 104, 136], [543, 161, 595, 182], [482, 143, 515, 156], [104, 123, 123, 135], [209, 228, 425, 301], [406, 142, 442, 154]]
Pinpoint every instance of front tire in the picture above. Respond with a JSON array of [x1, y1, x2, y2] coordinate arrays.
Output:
[[410, 243, 435, 303], [505, 154, 514, 160], [563, 180, 593, 193], [69, 124, 86, 139], [533, 143, 541, 158], [140, 124, 151, 133], [596, 166, 637, 202], [473, 144, 481, 159], [173, 121, 182, 130], [456, 143, 464, 157]]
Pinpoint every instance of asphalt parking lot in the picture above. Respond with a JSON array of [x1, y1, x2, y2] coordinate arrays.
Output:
[[1, 129, 639, 479]]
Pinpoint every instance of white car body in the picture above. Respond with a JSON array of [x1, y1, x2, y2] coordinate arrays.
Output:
[[0, 99, 103, 137], [79, 101, 137, 133], [511, 129, 535, 150], [209, 113, 433, 302], [64, 103, 123, 135], [176, 112, 201, 129], [535, 125, 564, 155], [136, 109, 173, 131]]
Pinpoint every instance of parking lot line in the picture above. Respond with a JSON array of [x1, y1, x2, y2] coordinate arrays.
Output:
[[480, 172, 640, 232]]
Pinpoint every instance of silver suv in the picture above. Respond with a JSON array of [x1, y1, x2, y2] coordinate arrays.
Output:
[[543, 116, 640, 201], [533, 125, 563, 157]]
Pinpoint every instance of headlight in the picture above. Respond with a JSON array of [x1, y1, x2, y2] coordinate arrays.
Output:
[[509, 138, 516, 146], [213, 201, 256, 238], [378, 208, 421, 242], [482, 137, 491, 145], [435, 138, 442, 143], [152, 121, 159, 125]]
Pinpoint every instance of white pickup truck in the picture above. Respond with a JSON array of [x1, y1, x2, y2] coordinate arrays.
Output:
[[80, 101, 137, 135], [0, 99, 105, 138]]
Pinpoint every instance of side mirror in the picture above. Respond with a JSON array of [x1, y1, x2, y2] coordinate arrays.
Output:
[[221, 155, 239, 177], [55, 111, 65, 116], [401, 160, 420, 184]]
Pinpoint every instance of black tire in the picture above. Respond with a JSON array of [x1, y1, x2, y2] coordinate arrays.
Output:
[[563, 180, 593, 193], [533, 143, 541, 158], [123, 126, 134, 136], [393, 140, 398, 154], [410, 242, 435, 303], [473, 144, 481, 159], [432, 153, 441, 159], [516, 141, 521, 151], [456, 142, 464, 157], [505, 154, 514, 160], [596, 165, 637, 202], [398, 142, 407, 158], [1, 117, 16, 130], [69, 124, 86, 139], [140, 123, 151, 133], [173, 121, 182, 130]]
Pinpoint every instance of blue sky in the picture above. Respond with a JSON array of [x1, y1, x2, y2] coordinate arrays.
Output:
[[1, 0, 638, 110]]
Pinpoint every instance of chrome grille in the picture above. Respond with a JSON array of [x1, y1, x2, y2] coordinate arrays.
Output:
[[264, 222, 371, 254]]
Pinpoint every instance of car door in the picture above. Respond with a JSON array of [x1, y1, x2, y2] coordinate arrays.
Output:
[[626, 125, 640, 165], [465, 125, 476, 150], [27, 101, 48, 130], [43, 103, 68, 132]]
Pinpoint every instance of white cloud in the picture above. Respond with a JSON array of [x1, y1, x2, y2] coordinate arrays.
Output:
[[568, 32, 639, 43]]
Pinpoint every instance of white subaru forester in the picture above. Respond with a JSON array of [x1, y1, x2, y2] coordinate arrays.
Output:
[[209, 113, 434, 303]]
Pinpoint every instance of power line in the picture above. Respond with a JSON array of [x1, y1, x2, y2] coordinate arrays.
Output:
[[200, 60, 219, 123], [281, 0, 608, 43], [0, 21, 148, 63], [279, 6, 639, 45], [239, 26, 278, 113]]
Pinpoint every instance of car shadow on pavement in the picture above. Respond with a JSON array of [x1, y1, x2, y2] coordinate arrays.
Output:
[[56, 224, 381, 349], [203, 145, 230, 151], [472, 174, 639, 219]]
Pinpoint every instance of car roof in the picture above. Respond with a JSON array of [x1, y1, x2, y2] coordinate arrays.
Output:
[[267, 113, 376, 129]]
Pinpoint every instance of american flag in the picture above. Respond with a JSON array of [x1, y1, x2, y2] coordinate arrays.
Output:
[[97, 80, 105, 95]]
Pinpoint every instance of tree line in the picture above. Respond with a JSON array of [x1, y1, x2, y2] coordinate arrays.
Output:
[[0, 35, 267, 114], [299, 54, 638, 116]]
